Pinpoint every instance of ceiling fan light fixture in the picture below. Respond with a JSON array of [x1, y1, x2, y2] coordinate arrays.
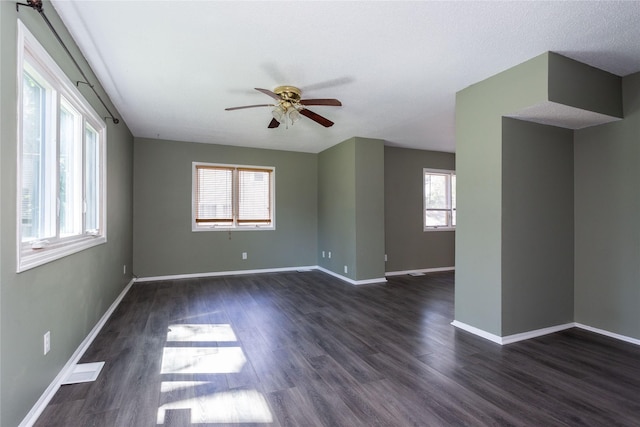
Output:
[[227, 86, 341, 129], [272, 105, 286, 123], [287, 106, 300, 124]]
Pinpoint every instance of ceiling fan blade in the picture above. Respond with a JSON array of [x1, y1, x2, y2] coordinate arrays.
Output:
[[301, 77, 355, 92], [255, 88, 281, 100], [225, 104, 273, 111], [300, 99, 342, 106], [299, 108, 334, 127], [268, 118, 280, 128]]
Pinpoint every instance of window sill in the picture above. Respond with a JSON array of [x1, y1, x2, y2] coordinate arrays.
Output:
[[424, 227, 455, 232], [18, 235, 107, 273], [192, 225, 275, 232]]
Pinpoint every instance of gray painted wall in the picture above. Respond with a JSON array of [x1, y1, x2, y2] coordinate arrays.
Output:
[[1, 2, 134, 425], [455, 53, 549, 335], [574, 72, 640, 340], [317, 139, 358, 277], [548, 52, 623, 118], [133, 138, 318, 277], [354, 138, 385, 280], [456, 51, 629, 339], [317, 137, 385, 281], [384, 146, 455, 272], [501, 118, 574, 335], [0, 3, 5, 421]]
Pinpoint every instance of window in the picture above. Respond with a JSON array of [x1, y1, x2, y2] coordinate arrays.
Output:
[[424, 168, 455, 231], [193, 163, 275, 231], [17, 22, 106, 272]]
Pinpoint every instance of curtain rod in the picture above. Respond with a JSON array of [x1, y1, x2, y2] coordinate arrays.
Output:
[[17, 0, 120, 124]]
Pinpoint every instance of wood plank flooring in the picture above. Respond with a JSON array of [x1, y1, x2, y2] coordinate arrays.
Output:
[[35, 271, 640, 426]]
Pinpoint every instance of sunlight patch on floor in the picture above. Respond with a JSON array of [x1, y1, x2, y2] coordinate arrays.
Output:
[[167, 324, 237, 342], [156, 388, 273, 424], [159, 381, 210, 393], [160, 347, 247, 374]]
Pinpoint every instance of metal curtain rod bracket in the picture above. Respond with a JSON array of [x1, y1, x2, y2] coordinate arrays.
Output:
[[17, 0, 120, 124], [16, 1, 41, 12]]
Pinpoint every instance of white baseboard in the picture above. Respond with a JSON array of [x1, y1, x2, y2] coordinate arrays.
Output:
[[385, 266, 455, 277], [451, 320, 640, 347], [315, 266, 387, 285], [451, 320, 503, 344], [575, 323, 640, 346], [450, 320, 575, 345], [135, 265, 318, 283], [19, 278, 136, 427], [137, 265, 387, 286], [500, 323, 575, 345]]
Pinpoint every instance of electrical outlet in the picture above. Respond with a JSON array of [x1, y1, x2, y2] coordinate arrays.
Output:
[[344, 265, 348, 274], [123, 264, 127, 275], [242, 252, 247, 260], [322, 251, 325, 258], [44, 331, 51, 355], [385, 254, 388, 262], [328, 251, 331, 259]]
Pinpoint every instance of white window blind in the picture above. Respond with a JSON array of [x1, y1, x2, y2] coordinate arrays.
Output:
[[193, 163, 274, 230], [238, 168, 271, 224], [195, 166, 233, 224]]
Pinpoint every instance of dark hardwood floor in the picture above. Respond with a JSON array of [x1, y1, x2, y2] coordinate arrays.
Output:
[[35, 271, 640, 426]]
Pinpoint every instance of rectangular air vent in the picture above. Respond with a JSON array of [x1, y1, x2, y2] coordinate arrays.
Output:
[[61, 361, 105, 385]]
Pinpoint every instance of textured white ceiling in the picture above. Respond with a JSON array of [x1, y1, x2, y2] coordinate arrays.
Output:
[[50, 0, 640, 153], [506, 101, 621, 130]]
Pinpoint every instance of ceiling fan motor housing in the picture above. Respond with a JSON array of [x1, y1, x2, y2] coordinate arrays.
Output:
[[274, 86, 302, 102]]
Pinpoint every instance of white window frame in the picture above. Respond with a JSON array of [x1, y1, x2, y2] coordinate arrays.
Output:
[[424, 168, 455, 231], [16, 21, 107, 272], [192, 162, 275, 232]]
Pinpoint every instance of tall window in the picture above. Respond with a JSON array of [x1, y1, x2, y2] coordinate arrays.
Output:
[[193, 163, 275, 231], [17, 22, 106, 272], [424, 168, 456, 231]]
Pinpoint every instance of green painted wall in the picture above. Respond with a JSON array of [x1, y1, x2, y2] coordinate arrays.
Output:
[[548, 52, 623, 118], [133, 138, 318, 277], [0, 3, 5, 422], [574, 72, 640, 340], [318, 137, 385, 281], [456, 52, 626, 339], [318, 139, 357, 277], [134, 137, 387, 282], [501, 118, 574, 335], [0, 2, 134, 426], [354, 138, 385, 280], [384, 146, 455, 272], [455, 53, 549, 335]]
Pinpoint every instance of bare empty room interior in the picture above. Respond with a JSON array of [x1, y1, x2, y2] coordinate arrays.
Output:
[[2, 1, 640, 426]]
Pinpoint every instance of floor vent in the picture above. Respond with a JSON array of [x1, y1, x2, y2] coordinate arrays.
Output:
[[61, 361, 105, 385]]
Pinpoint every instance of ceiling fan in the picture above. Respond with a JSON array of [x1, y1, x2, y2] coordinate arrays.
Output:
[[225, 86, 342, 128]]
